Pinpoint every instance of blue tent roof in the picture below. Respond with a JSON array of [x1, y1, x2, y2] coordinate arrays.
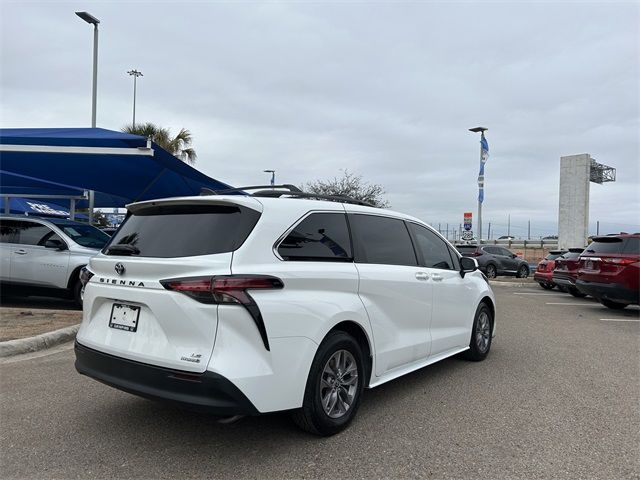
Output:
[[0, 128, 234, 207], [0, 197, 88, 219]]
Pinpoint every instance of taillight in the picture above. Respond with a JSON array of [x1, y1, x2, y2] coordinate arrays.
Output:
[[79, 266, 94, 287], [160, 275, 284, 351], [601, 257, 636, 266], [470, 252, 483, 257]]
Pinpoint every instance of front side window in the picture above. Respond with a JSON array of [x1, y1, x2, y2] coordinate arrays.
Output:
[[16, 222, 53, 246], [408, 223, 455, 270], [349, 214, 417, 266], [278, 212, 352, 261]]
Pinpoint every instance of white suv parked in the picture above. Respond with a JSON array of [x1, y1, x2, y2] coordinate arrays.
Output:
[[75, 187, 495, 435], [0, 216, 110, 305]]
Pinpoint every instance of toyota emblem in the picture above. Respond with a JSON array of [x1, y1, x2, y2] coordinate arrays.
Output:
[[114, 263, 125, 276]]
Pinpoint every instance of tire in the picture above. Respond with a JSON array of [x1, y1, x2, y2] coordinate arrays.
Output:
[[568, 287, 587, 298], [485, 264, 497, 279], [463, 303, 493, 362], [72, 279, 83, 307], [516, 265, 529, 278], [292, 331, 365, 436], [539, 282, 554, 290], [601, 299, 628, 310]]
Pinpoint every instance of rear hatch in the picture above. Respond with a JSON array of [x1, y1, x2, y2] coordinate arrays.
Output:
[[77, 198, 262, 373], [579, 236, 639, 285]]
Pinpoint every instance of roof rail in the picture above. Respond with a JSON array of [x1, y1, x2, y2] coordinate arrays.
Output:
[[201, 184, 375, 207]]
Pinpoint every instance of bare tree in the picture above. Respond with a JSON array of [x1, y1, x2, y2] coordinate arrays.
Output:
[[302, 170, 390, 208]]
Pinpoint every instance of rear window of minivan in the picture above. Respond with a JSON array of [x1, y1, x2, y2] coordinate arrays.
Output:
[[105, 204, 260, 258]]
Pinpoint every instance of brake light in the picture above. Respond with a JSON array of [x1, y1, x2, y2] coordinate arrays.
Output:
[[79, 266, 94, 287], [160, 275, 284, 351], [601, 257, 636, 266], [470, 252, 483, 257]]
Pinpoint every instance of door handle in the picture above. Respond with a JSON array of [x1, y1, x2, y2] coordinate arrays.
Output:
[[415, 272, 429, 281], [13, 249, 27, 255], [431, 273, 444, 282]]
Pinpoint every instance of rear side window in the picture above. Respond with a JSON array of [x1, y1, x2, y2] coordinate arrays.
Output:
[[278, 212, 352, 261], [483, 246, 499, 255], [0, 220, 21, 243], [106, 205, 260, 258], [408, 223, 455, 270], [349, 214, 417, 266]]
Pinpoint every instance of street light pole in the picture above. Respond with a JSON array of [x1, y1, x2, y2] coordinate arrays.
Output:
[[264, 169, 275, 187], [469, 126, 488, 243], [127, 69, 143, 128], [75, 12, 100, 128]]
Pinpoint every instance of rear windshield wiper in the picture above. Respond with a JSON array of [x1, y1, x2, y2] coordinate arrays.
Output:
[[106, 244, 140, 256]]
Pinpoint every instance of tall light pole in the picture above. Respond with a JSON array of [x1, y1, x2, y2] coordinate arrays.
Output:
[[75, 12, 100, 128], [127, 69, 143, 128], [469, 126, 488, 243], [264, 169, 275, 187]]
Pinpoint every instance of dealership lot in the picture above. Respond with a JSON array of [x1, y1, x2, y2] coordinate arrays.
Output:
[[1, 285, 638, 479]]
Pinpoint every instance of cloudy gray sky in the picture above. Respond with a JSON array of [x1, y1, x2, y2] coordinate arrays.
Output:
[[1, 0, 638, 238]]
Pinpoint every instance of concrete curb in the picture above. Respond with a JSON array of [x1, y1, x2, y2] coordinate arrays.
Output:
[[0, 324, 79, 358]]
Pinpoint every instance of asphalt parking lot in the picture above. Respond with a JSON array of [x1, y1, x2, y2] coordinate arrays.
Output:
[[1, 285, 638, 479]]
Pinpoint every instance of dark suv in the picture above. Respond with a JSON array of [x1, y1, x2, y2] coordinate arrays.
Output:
[[576, 234, 640, 309], [552, 248, 587, 296], [456, 245, 530, 279]]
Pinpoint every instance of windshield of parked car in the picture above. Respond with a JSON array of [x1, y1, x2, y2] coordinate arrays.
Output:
[[60, 224, 110, 249]]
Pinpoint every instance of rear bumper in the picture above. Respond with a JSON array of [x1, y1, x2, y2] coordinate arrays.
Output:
[[575, 280, 639, 305], [533, 272, 553, 284], [74, 341, 259, 416], [552, 274, 575, 288]]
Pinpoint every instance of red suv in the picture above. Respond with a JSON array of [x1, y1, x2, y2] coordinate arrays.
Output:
[[576, 234, 640, 309], [552, 248, 587, 297], [534, 250, 567, 290]]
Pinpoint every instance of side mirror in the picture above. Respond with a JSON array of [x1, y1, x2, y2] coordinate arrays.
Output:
[[460, 257, 478, 277], [45, 239, 67, 251]]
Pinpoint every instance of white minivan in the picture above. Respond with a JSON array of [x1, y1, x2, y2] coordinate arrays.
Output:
[[75, 187, 495, 435], [0, 216, 110, 305]]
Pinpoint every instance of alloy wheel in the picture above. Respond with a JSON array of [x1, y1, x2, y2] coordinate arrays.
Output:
[[475, 311, 491, 353], [320, 350, 359, 419], [486, 265, 497, 279]]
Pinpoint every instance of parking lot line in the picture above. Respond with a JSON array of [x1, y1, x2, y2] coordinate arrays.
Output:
[[513, 293, 562, 296], [545, 302, 598, 306], [599, 318, 640, 322]]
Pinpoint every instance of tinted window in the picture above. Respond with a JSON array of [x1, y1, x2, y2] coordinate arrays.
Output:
[[584, 238, 625, 255], [17, 222, 53, 246], [448, 245, 461, 270], [350, 214, 417, 266], [498, 247, 513, 257], [106, 205, 260, 258], [545, 252, 567, 260], [408, 223, 455, 269], [278, 213, 352, 261], [483, 246, 499, 255], [59, 224, 109, 249], [623, 237, 640, 254], [456, 246, 478, 254], [0, 220, 21, 243], [562, 252, 581, 260]]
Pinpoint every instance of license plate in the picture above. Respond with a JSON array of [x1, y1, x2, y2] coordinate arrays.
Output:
[[109, 303, 141, 332]]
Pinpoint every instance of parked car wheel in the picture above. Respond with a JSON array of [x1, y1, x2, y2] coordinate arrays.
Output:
[[292, 331, 365, 436], [463, 303, 493, 362], [516, 265, 529, 278], [485, 264, 497, 279], [601, 299, 628, 310], [72, 278, 83, 307], [568, 287, 587, 298], [538, 282, 554, 290]]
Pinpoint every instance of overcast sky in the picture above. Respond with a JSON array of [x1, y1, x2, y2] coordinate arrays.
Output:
[[1, 0, 638, 238]]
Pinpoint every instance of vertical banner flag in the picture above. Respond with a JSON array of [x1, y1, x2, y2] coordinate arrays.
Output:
[[478, 133, 489, 203]]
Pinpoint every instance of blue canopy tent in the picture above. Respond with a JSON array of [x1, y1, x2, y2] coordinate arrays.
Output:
[[0, 128, 234, 218], [0, 197, 88, 219]]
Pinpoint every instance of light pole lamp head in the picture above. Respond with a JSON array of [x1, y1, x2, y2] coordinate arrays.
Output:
[[263, 169, 275, 174], [128, 69, 143, 78], [76, 11, 100, 25], [469, 127, 488, 133]]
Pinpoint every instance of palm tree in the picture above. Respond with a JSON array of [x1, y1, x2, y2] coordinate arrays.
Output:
[[122, 123, 197, 164]]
